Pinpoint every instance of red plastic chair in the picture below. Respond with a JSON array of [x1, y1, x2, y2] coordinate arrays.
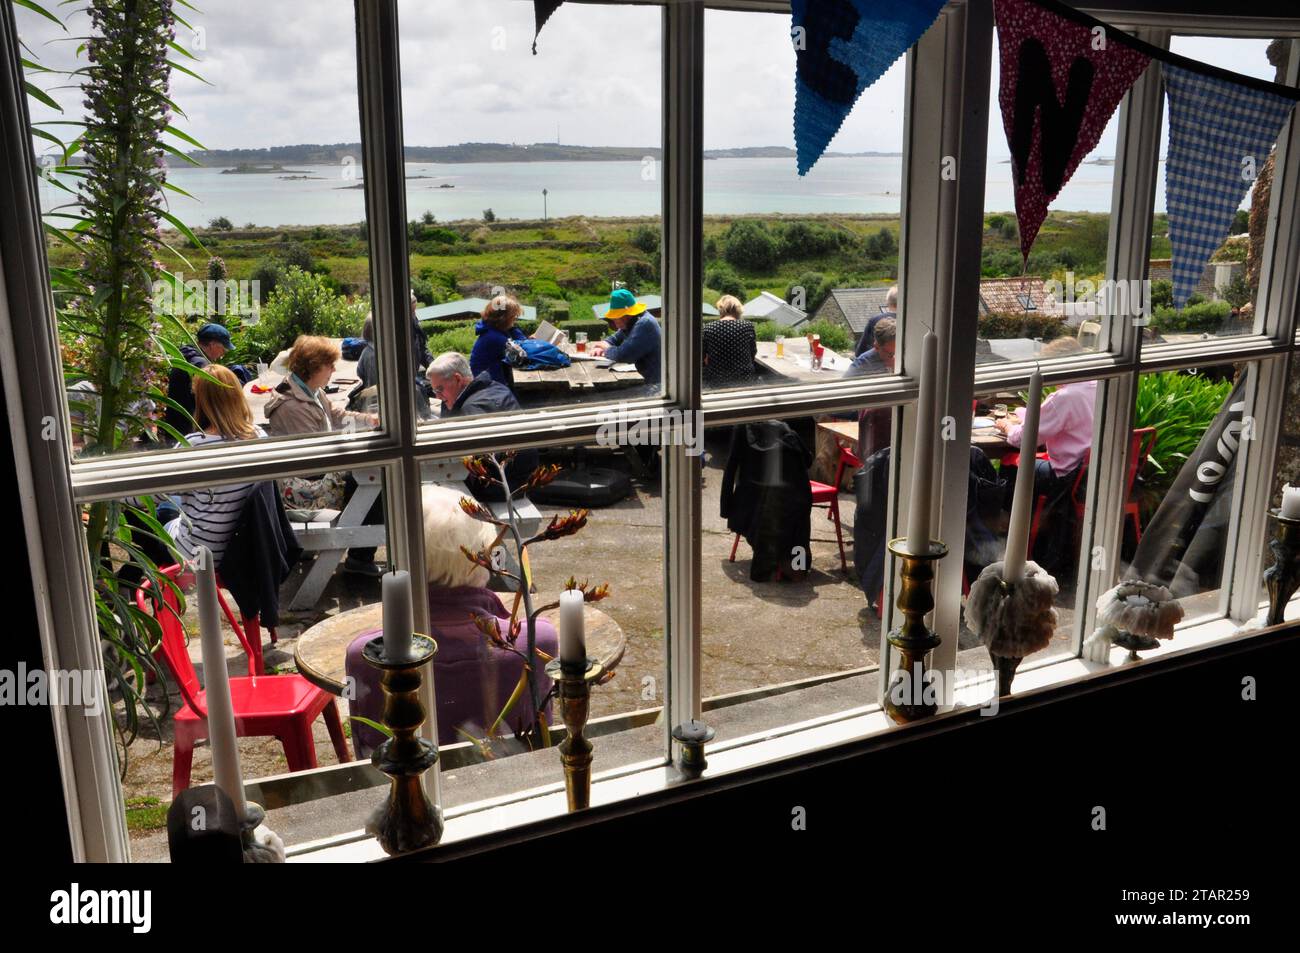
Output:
[[172, 567, 276, 676], [1125, 427, 1158, 542], [729, 443, 862, 574], [136, 565, 350, 797]]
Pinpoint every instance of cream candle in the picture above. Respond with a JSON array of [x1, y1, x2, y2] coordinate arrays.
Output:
[[195, 547, 248, 820], [905, 331, 939, 554], [382, 570, 414, 662], [1282, 484, 1300, 520], [1003, 367, 1043, 582], [559, 589, 586, 667]]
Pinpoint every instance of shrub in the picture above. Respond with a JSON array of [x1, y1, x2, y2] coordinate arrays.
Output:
[[778, 221, 847, 260], [281, 242, 316, 273], [750, 320, 779, 342], [1150, 299, 1231, 334], [1221, 273, 1251, 310], [1133, 370, 1234, 496], [723, 220, 778, 272], [863, 227, 897, 260], [705, 262, 747, 300], [977, 311, 1068, 341], [250, 258, 285, 304], [240, 266, 369, 360], [629, 224, 660, 256], [209, 215, 234, 231], [799, 319, 851, 352], [482, 208, 496, 223], [426, 326, 476, 357], [1150, 278, 1174, 311], [787, 271, 831, 313]]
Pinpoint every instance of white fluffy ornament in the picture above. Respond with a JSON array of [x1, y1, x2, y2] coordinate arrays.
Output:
[[964, 561, 1059, 694], [1082, 580, 1183, 664]]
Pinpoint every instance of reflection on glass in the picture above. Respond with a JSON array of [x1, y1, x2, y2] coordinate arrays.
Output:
[[1122, 365, 1243, 617]]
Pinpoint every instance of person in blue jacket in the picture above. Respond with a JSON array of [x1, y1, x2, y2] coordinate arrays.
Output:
[[590, 288, 661, 392], [470, 293, 530, 390]]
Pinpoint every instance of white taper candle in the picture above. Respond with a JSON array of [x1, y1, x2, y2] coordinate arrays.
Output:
[[905, 331, 939, 554], [195, 547, 248, 820], [382, 570, 414, 662], [1003, 367, 1043, 582], [559, 589, 586, 666], [1281, 484, 1300, 520]]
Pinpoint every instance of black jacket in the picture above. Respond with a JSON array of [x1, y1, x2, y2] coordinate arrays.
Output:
[[443, 372, 539, 499], [163, 344, 209, 440], [720, 420, 813, 580], [218, 481, 301, 628]]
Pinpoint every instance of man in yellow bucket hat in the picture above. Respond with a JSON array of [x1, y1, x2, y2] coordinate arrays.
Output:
[[590, 288, 661, 391]]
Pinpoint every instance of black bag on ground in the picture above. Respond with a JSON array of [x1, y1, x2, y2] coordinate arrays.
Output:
[[529, 466, 633, 507]]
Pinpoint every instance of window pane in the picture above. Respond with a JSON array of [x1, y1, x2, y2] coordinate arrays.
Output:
[[701, 412, 892, 742], [398, 0, 664, 420], [701, 8, 905, 392], [1145, 38, 1288, 345], [1266, 356, 1300, 622], [417, 441, 665, 803], [955, 384, 1096, 675], [1122, 364, 1246, 619], [977, 30, 1118, 362], [27, 1, 382, 459], [93, 470, 392, 861]]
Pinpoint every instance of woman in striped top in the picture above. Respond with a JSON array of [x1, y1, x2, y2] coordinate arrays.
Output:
[[165, 365, 267, 564]]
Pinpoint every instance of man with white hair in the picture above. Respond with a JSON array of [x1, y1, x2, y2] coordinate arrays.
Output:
[[427, 352, 538, 498], [855, 285, 898, 358]]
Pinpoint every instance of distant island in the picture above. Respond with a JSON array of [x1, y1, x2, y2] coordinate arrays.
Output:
[[185, 141, 903, 167]]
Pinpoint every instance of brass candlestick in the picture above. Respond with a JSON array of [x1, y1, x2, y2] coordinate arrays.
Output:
[[545, 657, 604, 811], [884, 538, 947, 724], [1264, 511, 1300, 626], [363, 635, 443, 855]]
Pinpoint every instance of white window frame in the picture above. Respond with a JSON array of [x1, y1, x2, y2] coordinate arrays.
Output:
[[2, 0, 1298, 862]]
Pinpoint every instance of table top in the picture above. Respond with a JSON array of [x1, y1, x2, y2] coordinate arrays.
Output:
[[819, 414, 1013, 456], [512, 343, 644, 392], [294, 600, 626, 695], [755, 339, 854, 383]]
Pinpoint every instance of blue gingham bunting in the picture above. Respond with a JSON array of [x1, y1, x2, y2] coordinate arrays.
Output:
[[1163, 64, 1295, 309]]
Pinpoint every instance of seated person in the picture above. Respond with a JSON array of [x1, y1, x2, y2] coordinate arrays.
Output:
[[165, 366, 267, 564], [471, 293, 530, 390], [843, 317, 896, 379], [994, 337, 1096, 491], [347, 483, 559, 753], [702, 295, 758, 389], [855, 285, 897, 358], [266, 335, 382, 575], [427, 352, 539, 498], [994, 337, 1096, 574], [163, 322, 232, 442], [589, 288, 661, 392]]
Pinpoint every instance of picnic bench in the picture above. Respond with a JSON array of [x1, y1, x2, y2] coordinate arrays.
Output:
[[511, 345, 644, 394]]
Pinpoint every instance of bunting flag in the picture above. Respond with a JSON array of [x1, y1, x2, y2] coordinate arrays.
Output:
[[994, 0, 1151, 261], [792, 0, 945, 176], [532, 1, 564, 55], [1163, 65, 1295, 309]]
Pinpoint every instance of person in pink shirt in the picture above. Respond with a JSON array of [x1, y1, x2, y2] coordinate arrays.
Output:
[[995, 337, 1097, 493]]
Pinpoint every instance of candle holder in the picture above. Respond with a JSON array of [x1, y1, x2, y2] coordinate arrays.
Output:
[[884, 538, 947, 723], [545, 657, 604, 811], [672, 719, 715, 779], [239, 802, 285, 863], [363, 635, 443, 856], [964, 561, 1059, 696], [1264, 510, 1300, 627]]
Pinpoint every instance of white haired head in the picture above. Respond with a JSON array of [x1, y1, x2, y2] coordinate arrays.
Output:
[[422, 483, 499, 587]]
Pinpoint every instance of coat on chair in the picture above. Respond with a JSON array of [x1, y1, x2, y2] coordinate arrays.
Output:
[[720, 420, 813, 581], [219, 480, 301, 628]]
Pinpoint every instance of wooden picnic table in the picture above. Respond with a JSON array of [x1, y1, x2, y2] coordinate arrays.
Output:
[[294, 601, 625, 695], [820, 414, 1015, 461], [512, 343, 645, 394], [754, 338, 854, 383]]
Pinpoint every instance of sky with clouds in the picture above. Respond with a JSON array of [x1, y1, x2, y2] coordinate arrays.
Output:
[[14, 1, 1279, 159]]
